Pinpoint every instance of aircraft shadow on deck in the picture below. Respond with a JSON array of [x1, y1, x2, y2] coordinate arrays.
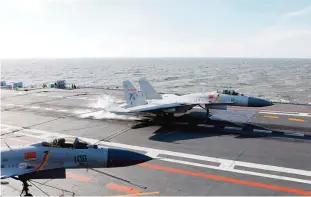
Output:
[[131, 112, 311, 143]]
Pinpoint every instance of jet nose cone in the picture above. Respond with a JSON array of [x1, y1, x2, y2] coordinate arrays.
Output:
[[248, 97, 273, 107], [107, 148, 152, 168]]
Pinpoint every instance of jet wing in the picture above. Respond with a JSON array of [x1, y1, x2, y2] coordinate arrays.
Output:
[[204, 102, 235, 105], [122, 101, 236, 113], [113, 99, 235, 114], [1, 167, 33, 179], [126, 103, 186, 113], [184, 100, 234, 106]]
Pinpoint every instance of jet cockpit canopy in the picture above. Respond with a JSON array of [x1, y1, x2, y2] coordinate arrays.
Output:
[[42, 137, 98, 149], [218, 89, 244, 96]]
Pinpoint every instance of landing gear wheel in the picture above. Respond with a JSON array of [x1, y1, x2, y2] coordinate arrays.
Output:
[[206, 108, 210, 116], [167, 113, 174, 121], [154, 113, 174, 126], [205, 108, 211, 123], [161, 113, 174, 126]]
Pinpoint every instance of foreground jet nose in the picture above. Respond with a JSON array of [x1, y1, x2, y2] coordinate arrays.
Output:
[[248, 97, 273, 107], [107, 148, 152, 168]]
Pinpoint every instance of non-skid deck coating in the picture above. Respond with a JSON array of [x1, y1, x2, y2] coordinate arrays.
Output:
[[1, 89, 311, 196]]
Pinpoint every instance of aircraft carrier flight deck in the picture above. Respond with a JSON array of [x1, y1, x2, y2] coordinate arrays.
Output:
[[1, 88, 311, 196]]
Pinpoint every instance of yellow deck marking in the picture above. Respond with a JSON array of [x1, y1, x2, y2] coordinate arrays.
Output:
[[288, 118, 305, 122], [264, 115, 279, 119], [113, 192, 160, 196]]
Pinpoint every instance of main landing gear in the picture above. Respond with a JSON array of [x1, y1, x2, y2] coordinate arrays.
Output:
[[156, 113, 174, 119], [134, 113, 175, 127], [154, 113, 175, 125]]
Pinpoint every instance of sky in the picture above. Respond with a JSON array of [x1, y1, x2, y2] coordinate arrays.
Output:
[[0, 0, 311, 58]]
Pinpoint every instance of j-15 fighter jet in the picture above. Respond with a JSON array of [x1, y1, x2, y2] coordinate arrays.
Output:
[[110, 78, 272, 118], [1, 137, 152, 196], [139, 78, 273, 106]]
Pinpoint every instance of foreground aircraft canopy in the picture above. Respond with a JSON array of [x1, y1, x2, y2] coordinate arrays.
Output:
[[1, 137, 152, 196], [111, 78, 272, 117]]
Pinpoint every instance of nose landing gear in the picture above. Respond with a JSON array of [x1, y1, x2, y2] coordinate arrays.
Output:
[[10, 175, 75, 196], [20, 180, 32, 197]]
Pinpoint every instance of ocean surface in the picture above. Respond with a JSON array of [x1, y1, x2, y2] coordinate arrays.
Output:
[[1, 58, 311, 104]]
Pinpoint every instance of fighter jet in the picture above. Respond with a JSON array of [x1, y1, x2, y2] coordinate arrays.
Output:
[[1, 137, 152, 196], [139, 77, 273, 108], [108, 80, 233, 118], [110, 78, 272, 118]]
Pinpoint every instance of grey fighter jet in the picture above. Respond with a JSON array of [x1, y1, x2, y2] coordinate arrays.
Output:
[[139, 78, 272, 108], [109, 78, 273, 118], [1, 137, 152, 196]]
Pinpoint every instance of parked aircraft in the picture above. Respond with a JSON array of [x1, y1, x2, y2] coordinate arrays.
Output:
[[1, 137, 152, 196]]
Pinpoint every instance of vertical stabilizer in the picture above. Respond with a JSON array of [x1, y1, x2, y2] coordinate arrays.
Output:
[[139, 78, 162, 99], [123, 80, 148, 107]]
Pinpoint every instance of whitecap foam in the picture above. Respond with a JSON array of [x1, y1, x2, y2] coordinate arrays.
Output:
[[269, 98, 291, 104]]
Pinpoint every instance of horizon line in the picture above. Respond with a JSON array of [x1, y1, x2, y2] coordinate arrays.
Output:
[[1, 56, 311, 60]]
